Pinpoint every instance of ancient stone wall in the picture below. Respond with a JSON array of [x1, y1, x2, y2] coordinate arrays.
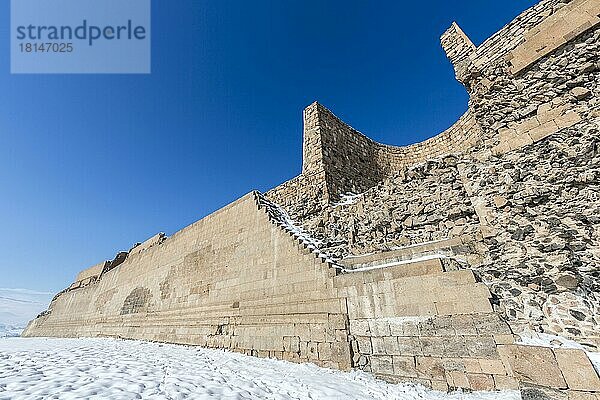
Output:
[[267, 104, 481, 218], [264, 172, 328, 221], [456, 0, 600, 345], [465, 14, 598, 156], [24, 193, 353, 370], [295, 114, 600, 345], [269, 0, 599, 210], [128, 232, 166, 257], [292, 18, 600, 345], [74, 261, 106, 283], [440, 22, 476, 82], [461, 118, 600, 346], [507, 0, 600, 74], [24, 191, 600, 395], [23, 0, 600, 396], [314, 104, 481, 200], [295, 155, 481, 260], [445, 0, 593, 87]]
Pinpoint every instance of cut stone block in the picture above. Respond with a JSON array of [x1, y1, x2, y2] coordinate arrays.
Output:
[[493, 375, 520, 390], [479, 358, 508, 375], [392, 356, 418, 378], [446, 370, 470, 389], [554, 348, 600, 391], [416, 356, 446, 381], [498, 345, 567, 389], [370, 355, 394, 375], [467, 373, 495, 391]]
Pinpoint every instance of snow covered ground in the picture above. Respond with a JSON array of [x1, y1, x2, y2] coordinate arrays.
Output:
[[0, 324, 22, 339], [0, 289, 53, 337], [0, 337, 521, 400]]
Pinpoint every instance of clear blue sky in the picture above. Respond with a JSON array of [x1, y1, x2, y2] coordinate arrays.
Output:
[[0, 0, 536, 292]]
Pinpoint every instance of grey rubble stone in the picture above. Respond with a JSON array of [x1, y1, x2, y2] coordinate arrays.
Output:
[[555, 274, 579, 289], [520, 386, 568, 400]]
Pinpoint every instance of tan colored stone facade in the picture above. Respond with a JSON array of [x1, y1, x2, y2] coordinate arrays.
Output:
[[24, 0, 600, 396], [26, 194, 352, 369], [74, 261, 105, 283]]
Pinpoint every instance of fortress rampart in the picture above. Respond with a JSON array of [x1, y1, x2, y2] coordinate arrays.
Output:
[[24, 0, 600, 397], [268, 0, 599, 216], [266, 105, 481, 219]]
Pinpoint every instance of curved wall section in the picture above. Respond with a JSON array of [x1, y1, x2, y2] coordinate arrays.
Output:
[[317, 103, 481, 197], [269, 0, 598, 212], [267, 102, 481, 210]]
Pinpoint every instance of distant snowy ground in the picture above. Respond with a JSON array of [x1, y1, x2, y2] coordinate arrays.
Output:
[[0, 338, 521, 400], [0, 288, 53, 337]]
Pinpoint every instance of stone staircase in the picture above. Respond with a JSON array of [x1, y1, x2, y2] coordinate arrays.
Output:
[[254, 191, 345, 270], [255, 191, 480, 279], [338, 235, 476, 274]]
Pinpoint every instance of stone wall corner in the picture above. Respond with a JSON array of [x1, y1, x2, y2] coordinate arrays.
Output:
[[441, 22, 476, 84]]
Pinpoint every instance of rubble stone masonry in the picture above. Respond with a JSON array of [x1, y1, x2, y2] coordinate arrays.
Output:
[[24, 0, 600, 397]]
